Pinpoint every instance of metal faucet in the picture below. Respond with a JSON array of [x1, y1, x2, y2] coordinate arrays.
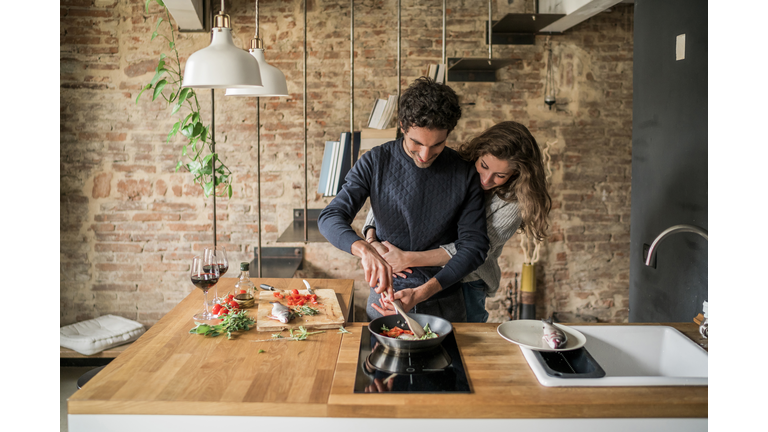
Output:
[[644, 224, 708, 338]]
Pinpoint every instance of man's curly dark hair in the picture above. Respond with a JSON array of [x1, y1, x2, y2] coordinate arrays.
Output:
[[398, 77, 462, 134]]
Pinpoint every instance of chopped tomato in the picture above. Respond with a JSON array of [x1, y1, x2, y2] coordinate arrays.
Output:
[[381, 326, 414, 338], [291, 289, 299, 296]]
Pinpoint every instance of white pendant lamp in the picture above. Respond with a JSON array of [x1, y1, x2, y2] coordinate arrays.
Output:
[[225, 0, 288, 97], [181, 2, 262, 89]]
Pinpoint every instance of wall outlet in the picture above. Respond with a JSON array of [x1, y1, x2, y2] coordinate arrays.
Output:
[[676, 34, 686, 60]]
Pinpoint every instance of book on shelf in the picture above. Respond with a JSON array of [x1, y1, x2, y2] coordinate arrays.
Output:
[[330, 131, 361, 195], [428, 64, 437, 81], [318, 141, 337, 195], [325, 141, 341, 196], [367, 95, 397, 130], [435, 64, 446, 84], [366, 99, 388, 129], [360, 127, 398, 151], [376, 95, 397, 129], [427, 63, 446, 84]]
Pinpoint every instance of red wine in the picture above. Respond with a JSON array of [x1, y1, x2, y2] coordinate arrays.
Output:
[[191, 273, 219, 291], [203, 264, 228, 276]]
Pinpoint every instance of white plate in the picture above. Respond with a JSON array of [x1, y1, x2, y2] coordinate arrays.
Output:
[[496, 320, 587, 352]]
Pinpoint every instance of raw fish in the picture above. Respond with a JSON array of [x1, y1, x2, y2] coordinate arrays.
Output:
[[268, 301, 292, 324], [542, 317, 567, 349]]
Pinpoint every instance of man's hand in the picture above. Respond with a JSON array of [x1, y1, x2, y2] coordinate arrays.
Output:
[[364, 376, 395, 393], [371, 295, 397, 316], [371, 278, 443, 315], [350, 240, 393, 299]]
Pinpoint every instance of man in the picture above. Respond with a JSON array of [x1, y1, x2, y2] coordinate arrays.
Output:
[[318, 77, 489, 321]]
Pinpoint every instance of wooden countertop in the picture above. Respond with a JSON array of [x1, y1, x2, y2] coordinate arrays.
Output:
[[328, 322, 707, 419], [68, 279, 707, 419], [68, 278, 354, 417]]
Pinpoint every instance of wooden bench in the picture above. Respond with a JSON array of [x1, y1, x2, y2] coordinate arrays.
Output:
[[60, 344, 132, 359], [60, 343, 133, 367]]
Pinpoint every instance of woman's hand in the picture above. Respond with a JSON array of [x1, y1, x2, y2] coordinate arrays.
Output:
[[380, 241, 414, 275]]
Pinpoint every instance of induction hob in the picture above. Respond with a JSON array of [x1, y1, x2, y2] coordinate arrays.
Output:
[[353, 326, 471, 393]]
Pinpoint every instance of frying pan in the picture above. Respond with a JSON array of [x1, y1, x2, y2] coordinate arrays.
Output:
[[368, 313, 453, 353]]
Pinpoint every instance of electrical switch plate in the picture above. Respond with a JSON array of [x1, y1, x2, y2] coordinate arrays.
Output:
[[676, 34, 685, 60]]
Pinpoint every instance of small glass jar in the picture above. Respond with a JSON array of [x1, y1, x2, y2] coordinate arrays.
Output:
[[233, 262, 255, 308]]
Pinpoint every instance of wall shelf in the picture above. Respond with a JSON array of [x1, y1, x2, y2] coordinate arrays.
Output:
[[251, 247, 304, 278], [276, 208, 327, 243], [484, 13, 565, 45], [447, 58, 520, 82]]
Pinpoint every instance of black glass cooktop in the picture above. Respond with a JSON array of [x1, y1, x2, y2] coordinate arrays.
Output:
[[353, 326, 471, 393]]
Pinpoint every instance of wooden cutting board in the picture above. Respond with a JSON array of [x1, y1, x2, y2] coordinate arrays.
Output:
[[255, 288, 345, 332]]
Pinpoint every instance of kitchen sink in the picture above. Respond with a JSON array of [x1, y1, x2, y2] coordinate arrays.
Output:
[[521, 325, 708, 387]]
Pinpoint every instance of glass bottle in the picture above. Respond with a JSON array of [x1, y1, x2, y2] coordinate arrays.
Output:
[[233, 262, 255, 306]]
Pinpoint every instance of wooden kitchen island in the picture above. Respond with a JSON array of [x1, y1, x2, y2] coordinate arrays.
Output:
[[68, 278, 707, 432]]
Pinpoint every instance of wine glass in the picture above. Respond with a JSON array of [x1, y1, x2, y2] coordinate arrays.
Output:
[[191, 255, 220, 321], [204, 247, 228, 304]]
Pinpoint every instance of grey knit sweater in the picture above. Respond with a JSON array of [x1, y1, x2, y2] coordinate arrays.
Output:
[[366, 192, 521, 296], [318, 138, 489, 293]]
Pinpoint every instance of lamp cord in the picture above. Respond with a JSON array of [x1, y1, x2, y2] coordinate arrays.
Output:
[[211, 88, 217, 248], [255, 0, 259, 38]]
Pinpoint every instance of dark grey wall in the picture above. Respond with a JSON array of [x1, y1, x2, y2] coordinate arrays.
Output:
[[629, 0, 708, 322]]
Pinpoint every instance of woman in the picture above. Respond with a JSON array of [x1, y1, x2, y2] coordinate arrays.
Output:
[[364, 121, 551, 322]]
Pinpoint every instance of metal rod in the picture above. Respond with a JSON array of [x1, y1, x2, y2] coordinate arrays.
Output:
[[441, 0, 445, 65], [488, 0, 492, 61], [350, 0, 354, 137], [256, 98, 262, 277], [303, 0, 308, 243], [397, 0, 401, 107], [211, 88, 217, 248]]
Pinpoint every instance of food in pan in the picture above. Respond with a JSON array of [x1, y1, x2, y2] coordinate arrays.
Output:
[[379, 324, 438, 340]]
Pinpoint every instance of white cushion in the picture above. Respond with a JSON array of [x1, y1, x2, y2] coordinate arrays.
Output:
[[60, 315, 145, 356]]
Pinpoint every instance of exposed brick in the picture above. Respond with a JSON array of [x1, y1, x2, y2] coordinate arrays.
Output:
[[95, 263, 140, 272], [92, 283, 137, 292], [61, 1, 635, 327], [132, 212, 181, 221], [143, 263, 190, 272], [95, 243, 144, 253], [92, 172, 112, 198], [117, 179, 152, 200], [149, 202, 196, 212]]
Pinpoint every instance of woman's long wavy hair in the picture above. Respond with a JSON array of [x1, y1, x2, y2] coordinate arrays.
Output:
[[458, 121, 552, 241]]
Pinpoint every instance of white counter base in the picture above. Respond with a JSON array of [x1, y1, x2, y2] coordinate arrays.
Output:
[[70, 415, 706, 432]]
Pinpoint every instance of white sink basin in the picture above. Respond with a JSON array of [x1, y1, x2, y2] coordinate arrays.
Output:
[[521, 325, 708, 387]]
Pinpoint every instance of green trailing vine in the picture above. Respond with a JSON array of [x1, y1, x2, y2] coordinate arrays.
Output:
[[136, 0, 233, 199]]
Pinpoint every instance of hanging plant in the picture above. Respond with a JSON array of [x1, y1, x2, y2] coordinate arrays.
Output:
[[136, 0, 233, 199]]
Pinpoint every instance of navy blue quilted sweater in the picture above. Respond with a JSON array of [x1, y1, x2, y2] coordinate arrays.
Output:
[[318, 138, 489, 294]]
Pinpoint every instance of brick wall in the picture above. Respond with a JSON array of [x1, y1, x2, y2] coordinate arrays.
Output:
[[60, 0, 633, 327]]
